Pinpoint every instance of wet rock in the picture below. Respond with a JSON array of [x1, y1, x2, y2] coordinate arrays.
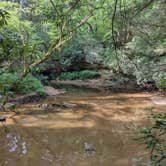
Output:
[[84, 142, 96, 155], [0, 116, 6, 123], [51, 103, 62, 107], [7, 134, 18, 152], [151, 96, 166, 105], [22, 142, 27, 155], [62, 102, 77, 108], [38, 104, 61, 113], [44, 86, 65, 96], [41, 150, 54, 162], [5, 103, 16, 110], [141, 81, 157, 92], [39, 103, 49, 109], [39, 103, 59, 109], [0, 103, 5, 111], [10, 92, 41, 104]]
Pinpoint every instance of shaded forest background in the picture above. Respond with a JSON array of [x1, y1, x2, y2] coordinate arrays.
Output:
[[0, 0, 165, 95]]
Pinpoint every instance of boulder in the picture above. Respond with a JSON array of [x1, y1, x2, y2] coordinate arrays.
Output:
[[62, 102, 77, 108], [44, 86, 65, 96], [84, 142, 96, 155], [10, 92, 41, 104], [5, 103, 16, 110], [0, 116, 6, 122]]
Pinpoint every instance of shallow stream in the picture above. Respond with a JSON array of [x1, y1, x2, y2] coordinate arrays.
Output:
[[0, 88, 165, 166]]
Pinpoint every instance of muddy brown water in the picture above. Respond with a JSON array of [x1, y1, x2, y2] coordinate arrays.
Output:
[[0, 88, 165, 166]]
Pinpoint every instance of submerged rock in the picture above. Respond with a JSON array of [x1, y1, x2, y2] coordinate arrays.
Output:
[[151, 96, 166, 105], [0, 116, 6, 122], [44, 86, 65, 96], [62, 102, 77, 108], [7, 134, 18, 153], [22, 142, 27, 155], [41, 150, 54, 162], [10, 92, 41, 104], [84, 142, 96, 155], [39, 103, 61, 110]]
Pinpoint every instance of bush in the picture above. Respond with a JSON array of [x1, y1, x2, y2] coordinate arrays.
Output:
[[0, 72, 46, 96], [137, 113, 166, 165], [57, 70, 100, 80], [157, 79, 166, 91]]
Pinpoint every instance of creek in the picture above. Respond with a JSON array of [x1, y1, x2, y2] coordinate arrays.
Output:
[[0, 87, 165, 166]]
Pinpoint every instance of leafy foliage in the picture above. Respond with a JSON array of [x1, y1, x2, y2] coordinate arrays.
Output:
[[0, 9, 10, 27], [137, 113, 166, 165], [0, 73, 46, 96], [158, 79, 166, 91], [0, 0, 165, 93]]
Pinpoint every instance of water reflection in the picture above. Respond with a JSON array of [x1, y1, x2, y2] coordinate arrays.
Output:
[[7, 134, 18, 153], [0, 89, 164, 166]]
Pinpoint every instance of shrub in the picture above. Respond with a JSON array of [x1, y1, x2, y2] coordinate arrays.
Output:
[[0, 72, 46, 96], [57, 70, 100, 80], [137, 113, 166, 165], [157, 79, 166, 91]]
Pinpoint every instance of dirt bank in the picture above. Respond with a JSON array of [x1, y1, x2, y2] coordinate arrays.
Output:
[[51, 78, 139, 92]]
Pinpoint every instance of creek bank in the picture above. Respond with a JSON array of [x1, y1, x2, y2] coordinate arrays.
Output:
[[51, 78, 139, 92], [9, 86, 65, 105], [0, 86, 65, 112], [51, 79, 104, 90], [10, 92, 42, 104], [50, 69, 140, 91]]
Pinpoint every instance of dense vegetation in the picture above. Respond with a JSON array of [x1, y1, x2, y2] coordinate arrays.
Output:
[[138, 112, 166, 165], [0, 0, 165, 96], [0, 1, 166, 164]]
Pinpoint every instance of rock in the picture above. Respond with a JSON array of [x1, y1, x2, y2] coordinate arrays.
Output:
[[39, 103, 48, 108], [5, 103, 16, 110], [0, 116, 6, 122], [44, 86, 65, 96], [0, 104, 5, 111], [84, 142, 96, 155], [142, 81, 157, 91], [39, 104, 51, 109], [151, 96, 166, 105], [84, 142, 96, 151], [10, 92, 41, 104], [39, 103, 65, 110], [62, 102, 77, 108]]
